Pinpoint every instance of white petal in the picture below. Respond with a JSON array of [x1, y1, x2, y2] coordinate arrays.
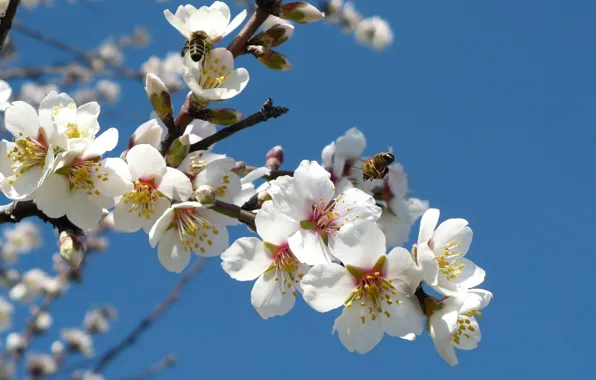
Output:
[[433, 339, 458, 366], [293, 160, 334, 205], [156, 167, 193, 201], [377, 207, 411, 248], [76, 102, 100, 136], [300, 264, 353, 313], [158, 229, 191, 273], [193, 213, 228, 257], [385, 247, 422, 295], [113, 199, 145, 233], [433, 218, 473, 256], [255, 201, 299, 245], [66, 191, 103, 230], [2, 166, 43, 200], [142, 197, 171, 233], [126, 144, 166, 180], [187, 7, 228, 39], [149, 207, 175, 248], [223, 9, 247, 37], [82, 128, 118, 159], [461, 289, 493, 313], [288, 229, 335, 265], [164, 9, 192, 39], [416, 242, 439, 286], [382, 297, 424, 339], [34, 174, 71, 218], [332, 306, 384, 354], [335, 127, 366, 159], [251, 269, 296, 319], [451, 258, 485, 290], [95, 158, 133, 198], [4, 101, 39, 138], [454, 316, 481, 350], [221, 238, 273, 281], [418, 208, 440, 245], [266, 175, 308, 221], [200, 68, 250, 100], [331, 221, 385, 268], [334, 188, 382, 223]]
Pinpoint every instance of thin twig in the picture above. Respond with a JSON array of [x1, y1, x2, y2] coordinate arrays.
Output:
[[227, 0, 282, 57], [0, 201, 82, 234], [119, 354, 177, 380], [0, 0, 21, 54], [189, 98, 288, 153], [211, 200, 256, 230], [92, 260, 205, 374]]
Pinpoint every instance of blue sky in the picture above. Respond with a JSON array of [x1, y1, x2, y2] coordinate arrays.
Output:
[[2, 0, 595, 378]]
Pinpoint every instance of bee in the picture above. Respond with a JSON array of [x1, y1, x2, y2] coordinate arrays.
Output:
[[360, 152, 395, 181], [181, 31, 213, 63]]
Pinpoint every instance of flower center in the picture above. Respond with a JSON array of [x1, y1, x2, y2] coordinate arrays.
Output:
[[122, 180, 161, 219], [344, 259, 402, 324], [214, 175, 230, 197], [267, 244, 305, 297], [6, 135, 48, 181], [435, 240, 465, 281], [66, 123, 81, 139], [307, 199, 341, 234], [200, 58, 232, 89], [452, 310, 482, 345], [68, 159, 106, 196], [188, 152, 207, 177], [174, 208, 220, 254]]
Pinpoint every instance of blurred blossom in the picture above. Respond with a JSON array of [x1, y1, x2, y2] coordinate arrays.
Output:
[[27, 353, 57, 377], [129, 26, 151, 47], [9, 269, 63, 303], [0, 1, 8, 15], [1, 221, 42, 263], [61, 328, 94, 357], [0, 79, 12, 111], [323, 0, 344, 23], [0, 296, 13, 332], [341, 1, 362, 33], [355, 16, 394, 50], [0, 357, 14, 380], [72, 88, 98, 105], [20, 0, 41, 10], [50, 340, 64, 356], [84, 306, 116, 334], [6, 332, 26, 353], [18, 82, 59, 108], [98, 39, 124, 66], [141, 53, 184, 90], [32, 311, 53, 333], [96, 79, 121, 103], [0, 269, 20, 288]]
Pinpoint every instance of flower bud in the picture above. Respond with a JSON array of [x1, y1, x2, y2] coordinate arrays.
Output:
[[265, 145, 284, 170], [256, 48, 293, 71], [51, 341, 64, 356], [280, 2, 325, 24], [257, 190, 272, 207], [32, 311, 53, 334], [198, 108, 243, 126], [195, 185, 216, 205], [59, 231, 85, 270], [126, 119, 163, 154], [249, 24, 295, 48], [145, 73, 174, 123], [165, 134, 190, 167]]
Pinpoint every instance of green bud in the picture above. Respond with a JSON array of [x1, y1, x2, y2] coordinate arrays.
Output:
[[249, 24, 295, 48], [165, 134, 190, 167], [199, 108, 243, 125], [146, 73, 174, 121], [257, 49, 293, 71], [280, 2, 325, 24], [59, 231, 85, 269]]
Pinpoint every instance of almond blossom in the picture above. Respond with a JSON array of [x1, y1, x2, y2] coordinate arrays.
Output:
[[428, 289, 492, 366], [192, 158, 241, 224], [122, 119, 163, 157], [149, 202, 229, 272], [321, 127, 366, 184], [0, 80, 11, 111], [35, 128, 132, 230], [301, 221, 424, 353], [0, 296, 13, 332], [259, 160, 381, 265], [221, 199, 309, 319], [113, 144, 193, 233], [415, 208, 485, 296]]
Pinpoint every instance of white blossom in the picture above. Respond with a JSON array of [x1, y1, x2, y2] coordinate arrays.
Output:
[[321, 127, 366, 184], [0, 221, 41, 263], [416, 208, 485, 296], [18, 82, 59, 108], [301, 221, 424, 353], [27, 353, 57, 376], [33, 311, 53, 332], [97, 39, 124, 66], [9, 269, 55, 303], [61, 328, 94, 357], [6, 332, 26, 353], [141, 53, 184, 89], [123, 119, 163, 156], [95, 80, 121, 103], [0, 80, 11, 111], [355, 16, 394, 51]]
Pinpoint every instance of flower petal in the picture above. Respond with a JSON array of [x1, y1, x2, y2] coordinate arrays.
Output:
[[82, 128, 118, 159], [142, 197, 171, 233], [221, 238, 273, 281], [113, 199, 145, 233], [251, 269, 296, 319], [126, 144, 166, 180], [334, 188, 381, 223], [454, 316, 481, 350], [288, 229, 335, 265], [332, 305, 384, 354], [331, 221, 385, 268], [66, 191, 103, 230], [95, 158, 133, 198], [4, 101, 39, 138], [416, 242, 439, 286], [461, 289, 493, 313], [223, 9, 247, 37], [164, 9, 192, 39], [293, 160, 334, 205], [382, 297, 424, 339], [300, 263, 353, 313], [418, 208, 440, 245], [76, 102, 100, 136], [34, 174, 71, 218], [452, 258, 485, 290], [149, 207, 175, 248], [158, 229, 191, 273], [255, 201, 299, 245], [433, 218, 473, 256], [156, 167, 193, 202], [385, 247, 423, 295]]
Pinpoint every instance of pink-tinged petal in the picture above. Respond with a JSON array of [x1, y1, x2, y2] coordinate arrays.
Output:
[[164, 9, 192, 39], [113, 199, 145, 233], [156, 168, 193, 201], [416, 242, 439, 286], [158, 229, 191, 273], [66, 191, 103, 230], [142, 197, 171, 233], [149, 207, 175, 248], [125, 144, 166, 180], [288, 229, 335, 265], [34, 174, 71, 218], [293, 160, 334, 205], [82, 128, 118, 159], [334, 188, 381, 223], [382, 297, 424, 339], [433, 218, 473, 256], [223, 9, 247, 37], [332, 305, 384, 354], [4, 101, 38, 138], [300, 263, 353, 312], [251, 269, 295, 319], [385, 247, 422, 295], [331, 221, 385, 268], [221, 238, 273, 281], [95, 158, 133, 198], [461, 289, 493, 313], [255, 201, 299, 245], [418, 208, 440, 245]]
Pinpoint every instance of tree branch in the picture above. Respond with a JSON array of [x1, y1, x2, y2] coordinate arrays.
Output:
[[0, 201, 82, 234], [119, 354, 177, 380], [0, 0, 21, 54], [227, 0, 282, 57], [211, 200, 256, 230], [189, 98, 288, 153], [92, 260, 205, 374]]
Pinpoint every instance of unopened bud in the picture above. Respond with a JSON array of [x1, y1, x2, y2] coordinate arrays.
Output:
[[198, 108, 243, 126], [195, 185, 216, 205], [165, 134, 190, 167], [59, 231, 85, 269], [249, 24, 295, 48], [51, 341, 64, 356], [232, 161, 247, 175], [266, 145, 284, 170], [32, 311, 53, 334], [255, 48, 293, 71], [126, 119, 163, 153], [145, 73, 174, 123], [257, 191, 272, 207], [280, 2, 325, 24]]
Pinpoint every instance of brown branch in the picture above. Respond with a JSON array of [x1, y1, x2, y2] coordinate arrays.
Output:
[[189, 98, 288, 153], [0, 0, 21, 54], [119, 354, 177, 380], [211, 200, 256, 230], [92, 260, 205, 374], [227, 0, 282, 57], [0, 201, 82, 234]]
